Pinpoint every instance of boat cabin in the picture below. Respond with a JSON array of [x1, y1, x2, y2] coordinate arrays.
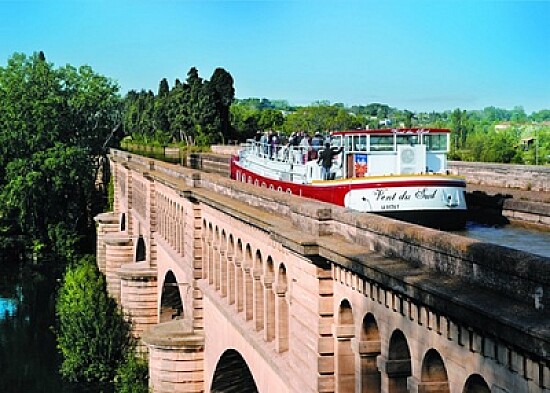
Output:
[[329, 128, 451, 179], [239, 128, 452, 184]]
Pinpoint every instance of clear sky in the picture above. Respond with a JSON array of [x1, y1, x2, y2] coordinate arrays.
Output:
[[1, 0, 548, 113]]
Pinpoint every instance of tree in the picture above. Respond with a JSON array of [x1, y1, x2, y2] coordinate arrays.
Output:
[[1, 144, 95, 261], [209, 68, 235, 141], [0, 52, 121, 260], [56, 256, 133, 384]]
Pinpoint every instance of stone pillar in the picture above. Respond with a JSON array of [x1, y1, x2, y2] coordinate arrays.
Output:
[[334, 324, 355, 393], [252, 268, 264, 331], [205, 240, 212, 283], [104, 233, 133, 303], [219, 249, 227, 297], [413, 380, 450, 393], [118, 262, 158, 340], [212, 246, 219, 288], [243, 263, 253, 321], [227, 255, 235, 305], [263, 278, 275, 342], [143, 320, 204, 393], [94, 212, 120, 275], [234, 258, 243, 312], [275, 283, 289, 353], [352, 339, 381, 393], [378, 356, 412, 393]]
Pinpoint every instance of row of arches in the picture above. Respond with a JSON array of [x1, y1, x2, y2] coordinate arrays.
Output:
[[156, 191, 186, 256], [202, 218, 290, 353], [335, 299, 491, 393]]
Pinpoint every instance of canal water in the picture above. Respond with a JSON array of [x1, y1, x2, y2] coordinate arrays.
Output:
[[0, 255, 66, 392], [0, 251, 118, 393], [455, 222, 550, 258]]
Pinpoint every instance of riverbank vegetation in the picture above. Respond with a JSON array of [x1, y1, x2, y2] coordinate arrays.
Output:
[[0, 51, 121, 262], [121, 73, 550, 165], [55, 256, 141, 389], [0, 52, 144, 392]]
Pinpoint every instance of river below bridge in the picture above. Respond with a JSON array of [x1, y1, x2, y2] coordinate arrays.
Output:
[[0, 253, 109, 393]]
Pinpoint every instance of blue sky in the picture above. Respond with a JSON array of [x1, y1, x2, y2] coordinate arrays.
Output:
[[1, 0, 548, 113]]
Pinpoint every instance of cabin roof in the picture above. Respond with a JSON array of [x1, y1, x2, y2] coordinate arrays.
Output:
[[331, 128, 451, 136]]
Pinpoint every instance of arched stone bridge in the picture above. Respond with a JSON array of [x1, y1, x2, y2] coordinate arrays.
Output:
[[95, 150, 549, 393]]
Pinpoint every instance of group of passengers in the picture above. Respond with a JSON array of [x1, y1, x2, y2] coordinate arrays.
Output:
[[255, 130, 329, 162]]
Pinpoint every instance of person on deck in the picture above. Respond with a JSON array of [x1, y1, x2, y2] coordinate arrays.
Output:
[[317, 142, 343, 180]]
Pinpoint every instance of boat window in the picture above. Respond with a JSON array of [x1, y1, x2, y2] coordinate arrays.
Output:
[[345, 136, 352, 150], [423, 134, 447, 151], [331, 135, 343, 148], [397, 135, 418, 146], [369, 135, 394, 151], [353, 135, 367, 151]]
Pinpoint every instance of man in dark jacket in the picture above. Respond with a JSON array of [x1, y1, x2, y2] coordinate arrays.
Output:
[[317, 143, 343, 180]]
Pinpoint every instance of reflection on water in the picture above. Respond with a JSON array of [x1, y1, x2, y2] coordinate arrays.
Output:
[[0, 254, 65, 393], [455, 222, 550, 258], [0, 253, 114, 393]]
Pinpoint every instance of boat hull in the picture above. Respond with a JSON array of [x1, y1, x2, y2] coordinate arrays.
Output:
[[230, 156, 468, 230]]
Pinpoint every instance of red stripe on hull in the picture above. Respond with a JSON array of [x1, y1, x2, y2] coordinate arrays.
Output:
[[230, 158, 466, 208]]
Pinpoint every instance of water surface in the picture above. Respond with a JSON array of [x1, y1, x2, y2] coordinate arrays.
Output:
[[455, 222, 550, 258]]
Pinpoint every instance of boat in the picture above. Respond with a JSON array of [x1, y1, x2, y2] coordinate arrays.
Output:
[[230, 128, 467, 230]]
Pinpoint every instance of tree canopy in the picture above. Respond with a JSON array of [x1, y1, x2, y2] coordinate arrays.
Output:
[[0, 52, 122, 262], [123, 66, 235, 146]]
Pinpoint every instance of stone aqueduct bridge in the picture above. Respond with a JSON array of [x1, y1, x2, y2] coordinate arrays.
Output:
[[95, 150, 550, 393]]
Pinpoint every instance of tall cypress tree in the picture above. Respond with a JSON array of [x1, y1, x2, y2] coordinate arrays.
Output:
[[210, 68, 235, 141]]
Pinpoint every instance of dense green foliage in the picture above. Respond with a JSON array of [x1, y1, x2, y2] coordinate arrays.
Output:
[[227, 99, 550, 165], [123, 66, 235, 146], [119, 65, 548, 166], [0, 52, 122, 262], [56, 256, 133, 385], [114, 350, 149, 393]]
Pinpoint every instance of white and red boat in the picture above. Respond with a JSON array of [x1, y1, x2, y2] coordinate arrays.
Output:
[[230, 128, 467, 230]]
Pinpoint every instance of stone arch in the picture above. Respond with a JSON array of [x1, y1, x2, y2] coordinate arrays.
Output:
[[236, 238, 243, 261], [420, 349, 449, 392], [264, 256, 276, 342], [210, 349, 258, 393], [275, 263, 289, 352], [359, 313, 381, 393], [338, 299, 354, 325], [462, 374, 490, 393], [336, 299, 355, 392], [253, 250, 264, 332], [120, 212, 126, 232], [135, 235, 146, 262], [159, 270, 183, 323], [386, 329, 412, 393]]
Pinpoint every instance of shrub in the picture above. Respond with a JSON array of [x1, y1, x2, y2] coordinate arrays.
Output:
[[56, 256, 133, 384], [115, 350, 149, 393]]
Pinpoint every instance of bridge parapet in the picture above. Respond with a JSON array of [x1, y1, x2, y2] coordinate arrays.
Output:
[[100, 150, 549, 393]]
